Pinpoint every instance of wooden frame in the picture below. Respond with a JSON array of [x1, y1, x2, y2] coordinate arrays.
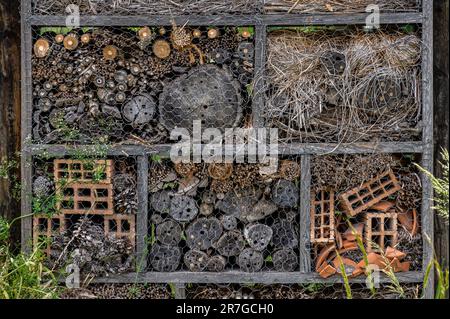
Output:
[[21, 0, 434, 298]]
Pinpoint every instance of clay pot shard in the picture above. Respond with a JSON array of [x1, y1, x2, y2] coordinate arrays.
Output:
[[332, 257, 358, 276], [385, 246, 406, 261], [315, 243, 336, 272], [356, 252, 387, 270], [370, 200, 396, 212], [342, 223, 365, 242], [397, 208, 419, 236], [318, 264, 337, 279]]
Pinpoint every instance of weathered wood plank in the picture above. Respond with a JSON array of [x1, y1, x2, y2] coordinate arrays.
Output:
[[136, 155, 149, 271], [421, 0, 435, 300], [91, 271, 424, 284], [433, 0, 449, 298], [20, 0, 33, 253], [28, 12, 422, 27], [26, 142, 425, 157], [299, 155, 311, 272], [0, 0, 21, 234], [279, 142, 424, 155]]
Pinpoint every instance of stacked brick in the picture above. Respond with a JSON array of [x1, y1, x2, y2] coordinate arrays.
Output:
[[312, 169, 418, 279], [32, 159, 135, 254]]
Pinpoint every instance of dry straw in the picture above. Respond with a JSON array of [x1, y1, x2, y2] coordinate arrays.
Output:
[[33, 0, 261, 15], [264, 28, 422, 143], [264, 0, 420, 14]]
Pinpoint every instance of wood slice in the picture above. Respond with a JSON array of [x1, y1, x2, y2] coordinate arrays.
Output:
[[184, 249, 209, 272], [156, 219, 182, 246], [238, 248, 264, 272], [149, 244, 181, 272], [271, 219, 299, 249], [186, 217, 223, 250], [244, 223, 273, 251], [214, 230, 246, 257], [273, 248, 298, 272], [271, 179, 299, 208], [169, 195, 198, 222]]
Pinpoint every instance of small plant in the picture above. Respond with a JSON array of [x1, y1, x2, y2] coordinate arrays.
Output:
[[416, 148, 449, 222], [0, 217, 60, 299], [0, 155, 21, 201], [335, 250, 352, 299]]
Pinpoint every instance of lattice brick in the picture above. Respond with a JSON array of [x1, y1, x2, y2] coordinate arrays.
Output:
[[33, 214, 66, 255], [364, 212, 398, 252], [56, 183, 114, 215], [339, 170, 401, 217], [54, 159, 114, 184], [310, 189, 335, 244], [104, 214, 136, 247]]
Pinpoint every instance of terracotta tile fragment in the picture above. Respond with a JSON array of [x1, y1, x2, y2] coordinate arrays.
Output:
[[310, 189, 336, 244], [385, 246, 406, 261], [341, 240, 359, 250], [319, 264, 337, 279], [398, 208, 419, 236], [357, 252, 387, 269], [342, 223, 364, 241], [364, 212, 398, 252], [351, 267, 365, 277], [332, 257, 358, 275], [370, 201, 395, 212], [315, 244, 336, 272]]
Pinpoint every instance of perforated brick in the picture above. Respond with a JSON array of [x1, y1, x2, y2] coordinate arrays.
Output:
[[364, 212, 398, 252], [310, 189, 335, 244], [33, 214, 66, 255], [104, 214, 136, 247], [54, 159, 114, 184], [339, 170, 401, 217], [56, 183, 114, 215]]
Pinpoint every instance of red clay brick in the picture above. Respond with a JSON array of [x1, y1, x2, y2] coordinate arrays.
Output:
[[339, 170, 401, 217]]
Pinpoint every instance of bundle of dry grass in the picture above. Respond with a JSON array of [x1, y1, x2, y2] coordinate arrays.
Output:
[[33, 0, 261, 15], [264, 0, 420, 14], [264, 28, 422, 143]]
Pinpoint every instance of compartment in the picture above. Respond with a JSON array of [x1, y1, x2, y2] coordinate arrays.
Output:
[[310, 153, 423, 279], [147, 157, 302, 272], [31, 26, 255, 144], [31, 155, 138, 276], [264, 26, 422, 144]]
